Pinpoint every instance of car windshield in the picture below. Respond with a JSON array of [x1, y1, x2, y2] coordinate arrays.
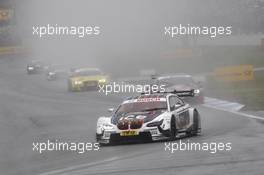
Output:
[[115, 99, 167, 116], [72, 69, 102, 76]]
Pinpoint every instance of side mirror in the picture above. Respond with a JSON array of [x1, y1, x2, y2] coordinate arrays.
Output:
[[174, 103, 182, 108], [171, 103, 181, 111], [107, 108, 114, 113]]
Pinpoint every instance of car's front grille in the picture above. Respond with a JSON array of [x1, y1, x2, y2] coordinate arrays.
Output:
[[84, 81, 98, 87], [117, 119, 143, 130], [130, 119, 143, 129], [117, 120, 129, 130]]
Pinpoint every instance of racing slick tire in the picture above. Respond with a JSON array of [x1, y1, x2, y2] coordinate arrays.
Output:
[[187, 109, 201, 136], [169, 115, 177, 141]]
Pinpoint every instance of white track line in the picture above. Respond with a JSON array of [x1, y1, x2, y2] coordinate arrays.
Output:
[[204, 97, 245, 111], [204, 97, 263, 120], [39, 145, 162, 175], [203, 104, 264, 121], [39, 157, 120, 175]]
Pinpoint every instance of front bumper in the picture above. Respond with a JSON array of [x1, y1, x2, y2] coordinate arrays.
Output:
[[70, 81, 107, 91], [47, 74, 56, 80], [96, 127, 168, 144], [27, 67, 38, 74], [71, 83, 98, 91]]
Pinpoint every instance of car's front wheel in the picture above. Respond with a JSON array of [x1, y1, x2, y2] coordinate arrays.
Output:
[[169, 115, 177, 140]]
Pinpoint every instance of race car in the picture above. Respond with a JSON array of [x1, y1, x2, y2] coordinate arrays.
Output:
[[155, 74, 204, 104], [67, 68, 109, 92], [46, 64, 69, 81], [26, 60, 46, 74], [96, 90, 201, 145]]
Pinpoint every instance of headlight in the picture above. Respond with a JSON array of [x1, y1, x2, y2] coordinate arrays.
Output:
[[146, 119, 163, 127], [103, 123, 114, 129], [28, 67, 34, 70], [74, 81, 82, 85], [103, 131, 111, 138], [99, 79, 106, 83], [194, 89, 200, 94]]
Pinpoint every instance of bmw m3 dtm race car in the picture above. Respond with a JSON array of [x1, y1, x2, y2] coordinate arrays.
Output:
[[96, 90, 201, 145], [155, 74, 204, 104]]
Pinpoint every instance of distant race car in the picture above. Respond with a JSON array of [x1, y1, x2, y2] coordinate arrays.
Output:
[[67, 68, 109, 92], [96, 90, 201, 145], [156, 74, 204, 104], [27, 60, 46, 74], [46, 64, 69, 81]]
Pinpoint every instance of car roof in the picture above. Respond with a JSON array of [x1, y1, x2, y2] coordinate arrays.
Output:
[[139, 94, 167, 98], [126, 93, 168, 101]]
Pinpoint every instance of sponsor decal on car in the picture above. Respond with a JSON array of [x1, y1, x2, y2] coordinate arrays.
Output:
[[120, 130, 139, 136], [123, 98, 166, 104]]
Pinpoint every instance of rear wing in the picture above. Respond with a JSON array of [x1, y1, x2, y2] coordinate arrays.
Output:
[[171, 90, 195, 97], [156, 89, 195, 97], [141, 89, 195, 97]]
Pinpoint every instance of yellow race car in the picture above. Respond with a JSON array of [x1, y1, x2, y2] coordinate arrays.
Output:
[[67, 68, 108, 92]]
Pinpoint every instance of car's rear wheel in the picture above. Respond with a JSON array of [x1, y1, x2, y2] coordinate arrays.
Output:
[[188, 110, 201, 136]]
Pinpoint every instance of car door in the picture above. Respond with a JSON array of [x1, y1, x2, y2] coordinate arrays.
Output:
[[178, 107, 190, 129], [169, 95, 186, 130]]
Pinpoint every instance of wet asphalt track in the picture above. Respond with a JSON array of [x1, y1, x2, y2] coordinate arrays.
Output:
[[1, 57, 264, 175]]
